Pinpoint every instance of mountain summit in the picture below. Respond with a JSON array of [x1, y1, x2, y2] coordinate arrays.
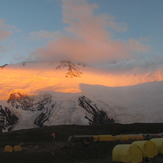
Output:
[[55, 61, 85, 78]]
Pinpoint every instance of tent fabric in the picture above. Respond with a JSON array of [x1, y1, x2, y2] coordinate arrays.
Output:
[[4, 145, 13, 152], [13, 145, 22, 152], [115, 135, 144, 141], [129, 135, 144, 141], [93, 135, 115, 142], [115, 135, 130, 141], [151, 138, 163, 154], [132, 140, 158, 158], [112, 144, 143, 163]]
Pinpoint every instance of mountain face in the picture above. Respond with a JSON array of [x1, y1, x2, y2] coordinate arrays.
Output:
[[7, 93, 56, 128], [0, 93, 115, 132], [56, 61, 84, 78], [8, 93, 53, 111], [0, 105, 18, 132], [34, 95, 55, 127], [78, 96, 115, 125], [0, 61, 163, 132]]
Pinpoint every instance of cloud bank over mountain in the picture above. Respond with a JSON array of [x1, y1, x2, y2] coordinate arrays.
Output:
[[0, 0, 162, 77], [31, 0, 150, 65]]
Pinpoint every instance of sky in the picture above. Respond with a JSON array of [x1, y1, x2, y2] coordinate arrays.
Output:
[[0, 0, 163, 73]]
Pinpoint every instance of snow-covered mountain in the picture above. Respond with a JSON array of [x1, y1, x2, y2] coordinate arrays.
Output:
[[0, 61, 163, 132]]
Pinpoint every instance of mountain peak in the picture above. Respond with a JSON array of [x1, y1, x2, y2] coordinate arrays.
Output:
[[56, 61, 85, 78]]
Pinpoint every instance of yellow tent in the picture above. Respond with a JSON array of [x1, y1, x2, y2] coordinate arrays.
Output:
[[151, 138, 163, 154], [13, 145, 23, 152], [115, 135, 144, 142], [115, 135, 131, 141], [132, 140, 158, 158], [129, 135, 144, 141], [93, 135, 115, 142], [4, 145, 13, 152], [112, 144, 143, 163]]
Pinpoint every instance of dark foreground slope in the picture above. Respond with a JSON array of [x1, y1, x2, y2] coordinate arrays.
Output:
[[1, 123, 163, 163]]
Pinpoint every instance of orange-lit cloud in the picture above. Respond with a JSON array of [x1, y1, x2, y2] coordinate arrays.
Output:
[[0, 19, 12, 41], [0, 63, 163, 100], [31, 0, 150, 64]]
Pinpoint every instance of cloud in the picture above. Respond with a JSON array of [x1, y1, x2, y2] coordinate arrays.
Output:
[[126, 39, 150, 53], [0, 19, 13, 56], [93, 55, 163, 75], [0, 45, 5, 53], [0, 19, 12, 41], [0, 18, 21, 64], [0, 30, 11, 41], [30, 30, 64, 40], [31, 0, 150, 64]]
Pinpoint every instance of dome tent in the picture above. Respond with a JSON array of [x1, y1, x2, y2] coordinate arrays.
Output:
[[151, 138, 163, 154], [132, 140, 158, 158], [115, 134, 143, 141], [112, 144, 143, 163], [93, 135, 115, 142], [13, 145, 22, 152], [4, 145, 13, 152]]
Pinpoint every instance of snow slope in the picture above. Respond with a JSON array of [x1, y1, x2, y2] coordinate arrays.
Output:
[[0, 61, 163, 131]]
